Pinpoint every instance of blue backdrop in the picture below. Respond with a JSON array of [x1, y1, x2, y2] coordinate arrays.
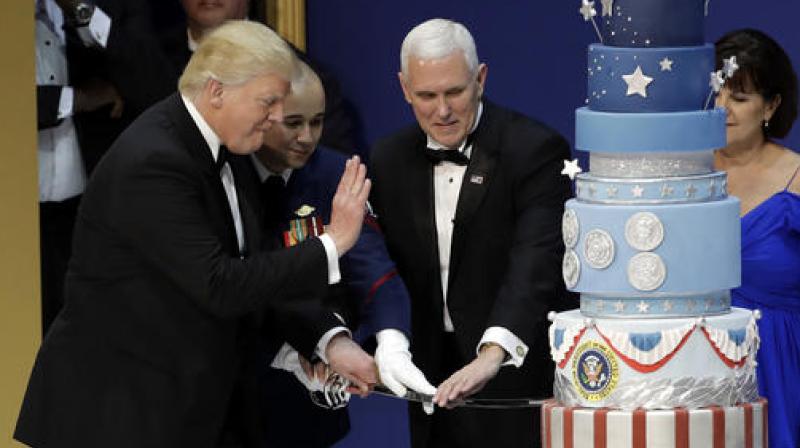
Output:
[[302, 2, 800, 447]]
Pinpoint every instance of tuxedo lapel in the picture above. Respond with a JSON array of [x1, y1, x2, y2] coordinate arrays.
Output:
[[167, 94, 240, 255], [409, 141, 441, 279], [449, 108, 499, 282]]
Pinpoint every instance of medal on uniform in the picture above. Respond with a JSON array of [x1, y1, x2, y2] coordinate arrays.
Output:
[[282, 204, 325, 247]]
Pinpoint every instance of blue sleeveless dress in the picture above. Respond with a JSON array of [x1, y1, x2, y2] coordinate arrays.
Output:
[[732, 167, 800, 448]]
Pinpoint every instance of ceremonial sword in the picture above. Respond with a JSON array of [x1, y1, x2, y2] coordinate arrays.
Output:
[[370, 385, 551, 409], [311, 373, 551, 410]]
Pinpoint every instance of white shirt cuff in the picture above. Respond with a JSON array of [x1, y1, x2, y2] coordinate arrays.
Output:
[[58, 86, 74, 120], [318, 233, 341, 284], [77, 6, 111, 48], [269, 342, 296, 370], [477, 326, 529, 368], [315, 326, 350, 365]]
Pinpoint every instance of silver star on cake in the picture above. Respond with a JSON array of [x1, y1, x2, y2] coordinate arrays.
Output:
[[561, 159, 583, 180], [686, 183, 698, 198], [636, 300, 650, 314], [659, 57, 674, 71], [614, 300, 625, 313], [710, 70, 725, 93], [663, 300, 673, 312], [660, 184, 674, 198], [723, 55, 739, 78], [607, 185, 618, 198], [622, 66, 654, 98], [632, 184, 645, 198], [579, 0, 597, 21], [600, 0, 613, 17]]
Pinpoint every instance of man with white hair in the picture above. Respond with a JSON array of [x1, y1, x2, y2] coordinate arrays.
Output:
[[370, 18, 574, 447], [15, 20, 375, 448]]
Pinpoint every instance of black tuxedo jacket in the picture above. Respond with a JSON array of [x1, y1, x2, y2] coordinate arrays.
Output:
[[370, 101, 576, 447], [16, 94, 340, 448]]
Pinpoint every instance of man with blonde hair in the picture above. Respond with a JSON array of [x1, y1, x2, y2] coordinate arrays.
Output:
[[15, 20, 376, 448], [370, 18, 573, 447]]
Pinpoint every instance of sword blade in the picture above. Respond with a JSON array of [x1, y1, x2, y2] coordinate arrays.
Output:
[[371, 385, 551, 409]]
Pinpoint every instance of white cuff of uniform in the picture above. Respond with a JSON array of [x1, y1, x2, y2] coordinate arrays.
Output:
[[77, 6, 111, 48], [58, 86, 74, 119], [269, 342, 295, 370], [315, 326, 350, 365], [477, 326, 528, 367], [318, 233, 341, 284]]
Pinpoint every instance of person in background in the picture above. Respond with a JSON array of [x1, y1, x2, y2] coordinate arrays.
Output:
[[35, 0, 173, 334], [16, 21, 375, 448], [232, 60, 434, 447], [369, 18, 574, 448], [714, 28, 800, 448]]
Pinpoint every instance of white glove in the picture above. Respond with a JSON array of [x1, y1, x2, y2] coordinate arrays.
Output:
[[375, 329, 437, 398], [270, 343, 324, 392]]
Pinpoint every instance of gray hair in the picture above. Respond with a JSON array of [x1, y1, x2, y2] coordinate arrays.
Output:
[[179, 20, 296, 97], [400, 18, 479, 76]]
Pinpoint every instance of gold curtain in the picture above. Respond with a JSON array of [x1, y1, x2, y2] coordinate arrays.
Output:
[[266, 0, 307, 52]]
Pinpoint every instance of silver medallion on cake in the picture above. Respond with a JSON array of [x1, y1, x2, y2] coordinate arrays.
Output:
[[562, 209, 579, 249], [624, 212, 664, 251], [584, 229, 615, 269], [563, 249, 580, 289], [627, 252, 667, 291]]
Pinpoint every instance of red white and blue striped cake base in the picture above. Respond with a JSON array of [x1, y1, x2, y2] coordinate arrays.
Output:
[[541, 399, 767, 448]]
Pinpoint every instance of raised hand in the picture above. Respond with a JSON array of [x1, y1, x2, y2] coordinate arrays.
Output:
[[327, 156, 371, 255]]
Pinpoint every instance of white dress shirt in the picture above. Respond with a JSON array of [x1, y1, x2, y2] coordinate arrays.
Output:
[[427, 102, 528, 367]]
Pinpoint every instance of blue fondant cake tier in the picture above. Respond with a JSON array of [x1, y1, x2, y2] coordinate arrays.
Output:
[[580, 291, 731, 318], [600, 0, 705, 47], [575, 172, 727, 204], [562, 197, 740, 295], [587, 44, 713, 112], [575, 107, 725, 153]]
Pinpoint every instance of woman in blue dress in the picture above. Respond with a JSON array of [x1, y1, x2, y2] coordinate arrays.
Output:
[[714, 29, 800, 448]]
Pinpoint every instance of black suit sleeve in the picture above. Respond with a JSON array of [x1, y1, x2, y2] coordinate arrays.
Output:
[[488, 133, 573, 346], [36, 85, 64, 130], [106, 149, 330, 321]]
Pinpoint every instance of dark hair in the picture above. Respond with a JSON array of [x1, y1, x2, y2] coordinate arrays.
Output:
[[715, 28, 798, 138]]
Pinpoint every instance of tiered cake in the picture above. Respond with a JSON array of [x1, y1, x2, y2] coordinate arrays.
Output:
[[543, 1, 767, 446]]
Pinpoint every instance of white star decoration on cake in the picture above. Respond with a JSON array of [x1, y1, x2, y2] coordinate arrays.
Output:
[[709, 70, 725, 93], [632, 184, 644, 198], [723, 55, 739, 78], [561, 159, 583, 180], [663, 300, 673, 312], [607, 186, 618, 198], [659, 57, 674, 71], [579, 0, 597, 21], [623, 66, 654, 98], [600, 0, 613, 17], [614, 300, 625, 313], [660, 184, 674, 198], [637, 301, 650, 314]]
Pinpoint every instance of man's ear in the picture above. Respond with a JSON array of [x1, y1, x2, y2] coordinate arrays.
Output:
[[398, 72, 413, 105], [475, 63, 488, 98], [207, 79, 225, 108]]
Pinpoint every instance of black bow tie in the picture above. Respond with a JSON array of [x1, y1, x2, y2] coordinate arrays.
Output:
[[423, 148, 470, 166], [215, 146, 230, 172]]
